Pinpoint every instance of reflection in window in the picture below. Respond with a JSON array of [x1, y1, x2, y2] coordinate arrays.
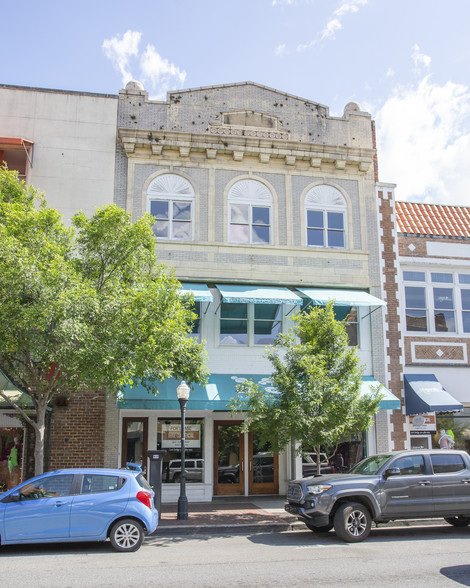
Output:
[[147, 174, 194, 241], [254, 304, 281, 345], [220, 303, 248, 344], [462, 290, 470, 333], [307, 210, 344, 247], [392, 455, 425, 476], [228, 179, 272, 245], [433, 288, 455, 332], [405, 286, 427, 331], [305, 185, 346, 249], [157, 418, 204, 484]]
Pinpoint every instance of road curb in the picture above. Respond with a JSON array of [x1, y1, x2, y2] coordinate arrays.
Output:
[[152, 518, 447, 537]]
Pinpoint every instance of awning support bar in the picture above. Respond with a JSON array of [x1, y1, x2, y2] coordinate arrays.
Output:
[[361, 305, 383, 320]]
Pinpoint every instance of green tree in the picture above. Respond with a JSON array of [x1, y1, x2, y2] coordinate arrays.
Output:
[[0, 167, 207, 475], [230, 303, 383, 474]]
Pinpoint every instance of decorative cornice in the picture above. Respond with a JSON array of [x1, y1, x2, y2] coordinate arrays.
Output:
[[118, 128, 374, 173]]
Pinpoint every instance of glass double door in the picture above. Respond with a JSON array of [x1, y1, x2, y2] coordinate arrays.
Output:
[[214, 421, 279, 496]]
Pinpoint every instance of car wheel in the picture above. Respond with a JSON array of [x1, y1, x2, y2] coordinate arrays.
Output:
[[333, 502, 372, 543], [109, 518, 145, 552], [305, 522, 333, 533], [444, 516, 470, 527]]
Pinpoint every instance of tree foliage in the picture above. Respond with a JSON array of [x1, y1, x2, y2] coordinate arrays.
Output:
[[230, 303, 383, 473], [0, 167, 208, 474]]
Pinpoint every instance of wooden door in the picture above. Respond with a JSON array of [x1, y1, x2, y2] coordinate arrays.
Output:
[[248, 431, 279, 495]]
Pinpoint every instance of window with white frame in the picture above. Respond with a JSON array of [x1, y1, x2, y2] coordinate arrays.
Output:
[[305, 185, 346, 248], [403, 270, 470, 334], [219, 303, 282, 345], [147, 174, 194, 240], [228, 179, 272, 244]]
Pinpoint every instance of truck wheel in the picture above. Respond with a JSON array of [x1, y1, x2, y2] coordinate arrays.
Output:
[[305, 522, 332, 533], [109, 518, 145, 552], [444, 516, 470, 527], [333, 503, 371, 542]]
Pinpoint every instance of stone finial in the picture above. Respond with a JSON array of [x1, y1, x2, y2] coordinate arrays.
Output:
[[343, 101, 361, 115], [124, 80, 145, 93]]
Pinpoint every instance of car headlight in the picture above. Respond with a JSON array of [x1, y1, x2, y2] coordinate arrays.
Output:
[[307, 484, 331, 495]]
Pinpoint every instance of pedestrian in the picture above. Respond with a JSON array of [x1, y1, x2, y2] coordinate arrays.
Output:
[[334, 453, 344, 472], [438, 429, 455, 449]]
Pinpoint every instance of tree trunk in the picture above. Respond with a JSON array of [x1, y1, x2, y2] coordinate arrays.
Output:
[[34, 403, 47, 476]]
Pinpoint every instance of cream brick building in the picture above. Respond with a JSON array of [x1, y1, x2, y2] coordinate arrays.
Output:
[[113, 81, 401, 502]]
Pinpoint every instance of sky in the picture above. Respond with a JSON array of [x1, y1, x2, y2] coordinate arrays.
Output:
[[3, 0, 470, 206]]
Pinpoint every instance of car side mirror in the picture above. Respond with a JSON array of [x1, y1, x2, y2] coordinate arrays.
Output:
[[384, 467, 401, 478], [8, 491, 20, 502]]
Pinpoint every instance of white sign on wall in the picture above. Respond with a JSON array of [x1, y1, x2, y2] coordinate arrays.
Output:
[[408, 413, 436, 433]]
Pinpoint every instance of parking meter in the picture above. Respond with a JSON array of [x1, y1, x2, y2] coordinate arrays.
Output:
[[146, 450, 166, 519]]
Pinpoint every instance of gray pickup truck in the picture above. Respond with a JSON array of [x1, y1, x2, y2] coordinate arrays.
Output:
[[285, 449, 470, 542]]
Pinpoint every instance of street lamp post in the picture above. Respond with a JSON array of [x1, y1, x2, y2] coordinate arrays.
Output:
[[176, 380, 190, 520]]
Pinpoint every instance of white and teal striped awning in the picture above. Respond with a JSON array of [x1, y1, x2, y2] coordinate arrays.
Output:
[[216, 285, 302, 305], [360, 377, 400, 410], [297, 288, 386, 307], [179, 283, 213, 303]]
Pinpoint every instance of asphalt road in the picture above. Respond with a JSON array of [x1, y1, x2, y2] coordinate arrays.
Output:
[[2, 524, 470, 587]]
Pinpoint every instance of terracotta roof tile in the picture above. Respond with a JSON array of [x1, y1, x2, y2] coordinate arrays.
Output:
[[396, 201, 470, 238]]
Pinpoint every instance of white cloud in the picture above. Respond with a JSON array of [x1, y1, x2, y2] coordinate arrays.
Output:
[[386, 67, 395, 78], [140, 45, 186, 100], [297, 0, 368, 51], [102, 30, 141, 85], [411, 44, 432, 72], [275, 43, 286, 55], [102, 31, 186, 100], [376, 74, 470, 205]]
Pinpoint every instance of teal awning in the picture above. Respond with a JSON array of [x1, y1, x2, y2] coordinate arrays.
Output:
[[118, 374, 399, 411], [216, 285, 302, 305], [297, 288, 386, 307], [118, 374, 275, 411], [361, 376, 400, 410], [404, 374, 463, 415], [179, 283, 213, 303]]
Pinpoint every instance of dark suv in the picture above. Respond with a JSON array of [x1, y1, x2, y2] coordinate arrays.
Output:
[[285, 450, 470, 542]]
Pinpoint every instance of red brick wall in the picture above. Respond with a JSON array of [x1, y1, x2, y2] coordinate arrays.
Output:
[[48, 389, 107, 470], [378, 190, 407, 450]]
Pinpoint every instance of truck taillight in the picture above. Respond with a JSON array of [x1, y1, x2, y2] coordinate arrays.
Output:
[[136, 490, 152, 509]]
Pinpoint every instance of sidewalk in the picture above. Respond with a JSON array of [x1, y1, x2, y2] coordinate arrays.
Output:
[[157, 496, 300, 535], [155, 496, 444, 536]]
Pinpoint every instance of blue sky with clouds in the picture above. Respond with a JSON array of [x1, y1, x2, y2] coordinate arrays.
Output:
[[3, 0, 470, 205]]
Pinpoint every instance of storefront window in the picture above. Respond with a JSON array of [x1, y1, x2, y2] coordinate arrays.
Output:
[[432, 409, 470, 452], [0, 427, 24, 491], [157, 418, 204, 484]]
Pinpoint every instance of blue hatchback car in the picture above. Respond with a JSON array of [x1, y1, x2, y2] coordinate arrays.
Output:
[[0, 468, 158, 552]]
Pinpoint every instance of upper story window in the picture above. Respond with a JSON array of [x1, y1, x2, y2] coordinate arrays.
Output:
[[147, 174, 194, 240], [228, 179, 272, 245], [219, 303, 282, 345], [403, 270, 470, 334], [305, 185, 347, 249]]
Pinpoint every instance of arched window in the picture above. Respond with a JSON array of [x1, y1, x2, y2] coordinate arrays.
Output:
[[228, 179, 273, 244], [305, 185, 346, 248], [147, 174, 194, 240]]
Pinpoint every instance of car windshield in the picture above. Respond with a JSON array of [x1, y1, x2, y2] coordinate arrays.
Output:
[[349, 454, 393, 475]]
